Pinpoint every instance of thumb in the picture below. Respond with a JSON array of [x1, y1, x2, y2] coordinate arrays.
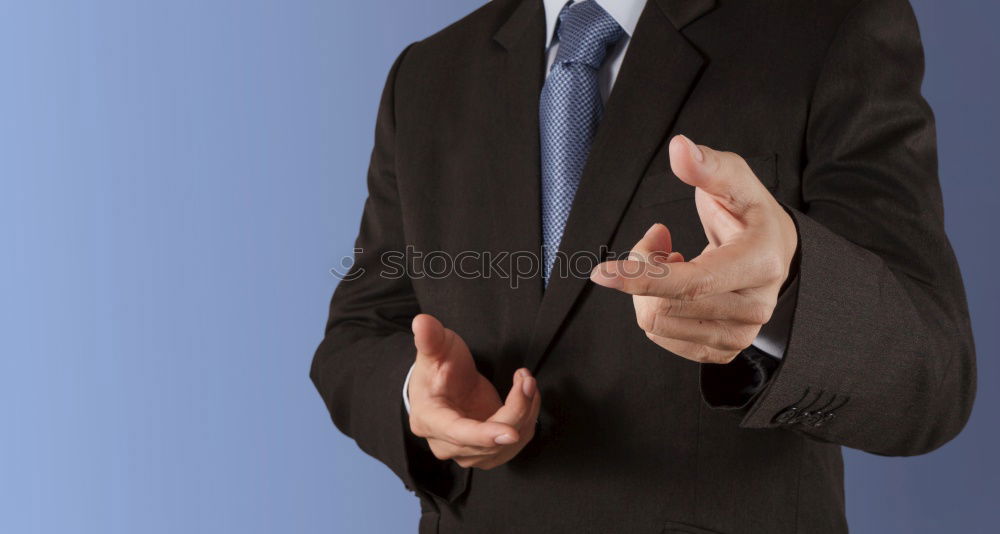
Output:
[[412, 314, 450, 363], [668, 135, 765, 216]]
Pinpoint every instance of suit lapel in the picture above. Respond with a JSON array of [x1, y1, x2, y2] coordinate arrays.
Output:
[[487, 0, 547, 361], [524, 0, 715, 373]]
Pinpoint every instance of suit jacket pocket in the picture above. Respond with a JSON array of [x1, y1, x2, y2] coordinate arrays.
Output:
[[637, 153, 778, 209], [661, 520, 725, 534]]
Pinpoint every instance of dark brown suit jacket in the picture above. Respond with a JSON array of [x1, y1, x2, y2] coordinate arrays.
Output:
[[310, 0, 976, 532]]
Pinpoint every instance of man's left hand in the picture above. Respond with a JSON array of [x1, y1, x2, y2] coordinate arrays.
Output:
[[590, 135, 798, 364]]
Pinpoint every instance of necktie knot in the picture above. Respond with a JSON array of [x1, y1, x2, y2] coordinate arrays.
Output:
[[554, 1, 626, 70]]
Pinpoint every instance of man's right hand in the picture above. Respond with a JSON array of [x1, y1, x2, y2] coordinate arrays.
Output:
[[407, 314, 541, 470]]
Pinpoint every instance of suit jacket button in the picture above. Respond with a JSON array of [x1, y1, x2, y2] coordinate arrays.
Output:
[[812, 412, 836, 427], [774, 406, 800, 424], [800, 411, 823, 426]]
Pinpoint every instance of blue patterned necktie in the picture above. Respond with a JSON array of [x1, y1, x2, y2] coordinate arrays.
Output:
[[540, 1, 625, 285]]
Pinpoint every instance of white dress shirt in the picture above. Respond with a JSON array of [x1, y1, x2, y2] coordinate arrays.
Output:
[[404, 0, 796, 411], [544, 0, 644, 101]]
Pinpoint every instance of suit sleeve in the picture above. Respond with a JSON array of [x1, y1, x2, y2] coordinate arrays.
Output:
[[716, 0, 976, 455], [310, 45, 468, 500]]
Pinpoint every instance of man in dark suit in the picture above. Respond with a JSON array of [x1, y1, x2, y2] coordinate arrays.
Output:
[[310, 0, 977, 532]]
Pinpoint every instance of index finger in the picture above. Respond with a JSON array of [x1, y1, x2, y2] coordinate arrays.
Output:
[[591, 243, 772, 299], [440, 416, 520, 448], [413, 400, 519, 447]]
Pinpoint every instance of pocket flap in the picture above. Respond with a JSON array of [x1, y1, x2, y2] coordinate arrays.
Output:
[[661, 520, 724, 534]]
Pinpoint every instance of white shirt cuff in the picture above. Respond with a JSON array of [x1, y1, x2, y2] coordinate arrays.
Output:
[[402, 363, 415, 413], [750, 275, 800, 359]]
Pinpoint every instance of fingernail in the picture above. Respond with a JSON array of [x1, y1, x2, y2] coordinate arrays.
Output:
[[495, 434, 516, 445], [522, 376, 536, 397], [681, 135, 704, 163], [517, 368, 530, 379], [649, 250, 670, 265], [590, 267, 624, 289], [644, 223, 659, 238]]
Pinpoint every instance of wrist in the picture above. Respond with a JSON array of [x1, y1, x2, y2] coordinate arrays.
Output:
[[778, 208, 801, 293]]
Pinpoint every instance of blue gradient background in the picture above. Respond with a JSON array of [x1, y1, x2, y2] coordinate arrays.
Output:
[[1, 1, 996, 532]]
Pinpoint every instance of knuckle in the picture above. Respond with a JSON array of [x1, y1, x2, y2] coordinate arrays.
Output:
[[656, 298, 677, 317], [688, 344, 714, 363], [724, 191, 744, 212], [717, 350, 741, 364], [455, 458, 477, 469], [735, 329, 757, 350], [713, 332, 741, 352], [648, 309, 667, 336], [509, 410, 530, 426], [408, 415, 426, 437], [748, 303, 773, 325], [761, 255, 786, 282], [679, 282, 700, 301], [718, 326, 754, 352], [697, 346, 727, 364], [628, 274, 652, 296], [681, 276, 712, 301], [636, 306, 658, 333], [429, 444, 452, 461], [715, 324, 736, 348]]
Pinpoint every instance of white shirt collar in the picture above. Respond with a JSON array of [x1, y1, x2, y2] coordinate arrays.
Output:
[[543, 0, 647, 48]]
